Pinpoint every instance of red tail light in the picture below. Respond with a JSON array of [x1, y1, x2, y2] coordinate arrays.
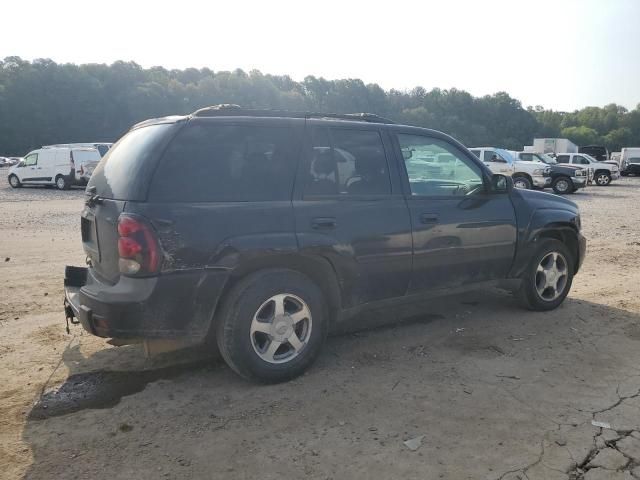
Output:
[[117, 214, 161, 275]]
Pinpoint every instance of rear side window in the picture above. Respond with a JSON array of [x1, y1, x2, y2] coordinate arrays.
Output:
[[556, 155, 570, 163], [150, 123, 299, 202], [88, 124, 178, 200], [304, 127, 390, 196], [519, 153, 533, 162]]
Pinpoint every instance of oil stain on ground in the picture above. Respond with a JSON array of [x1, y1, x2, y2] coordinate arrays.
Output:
[[29, 361, 209, 420]]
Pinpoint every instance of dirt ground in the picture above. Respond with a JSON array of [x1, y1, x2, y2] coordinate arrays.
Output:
[[1, 180, 640, 480]]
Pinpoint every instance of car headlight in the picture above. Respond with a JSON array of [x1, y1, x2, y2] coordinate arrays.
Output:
[[575, 169, 585, 176], [532, 168, 545, 175]]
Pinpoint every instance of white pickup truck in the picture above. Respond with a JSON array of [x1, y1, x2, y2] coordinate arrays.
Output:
[[555, 153, 620, 186], [469, 147, 551, 189]]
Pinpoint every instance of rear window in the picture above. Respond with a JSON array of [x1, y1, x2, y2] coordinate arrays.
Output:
[[88, 124, 178, 200], [149, 123, 300, 202]]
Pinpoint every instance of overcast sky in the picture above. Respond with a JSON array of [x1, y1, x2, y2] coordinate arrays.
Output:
[[3, 0, 639, 111]]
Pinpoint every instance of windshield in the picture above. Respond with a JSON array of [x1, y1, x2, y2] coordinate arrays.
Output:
[[536, 153, 557, 164], [495, 148, 514, 163]]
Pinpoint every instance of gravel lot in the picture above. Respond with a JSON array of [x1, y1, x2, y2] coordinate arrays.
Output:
[[1, 180, 640, 480]]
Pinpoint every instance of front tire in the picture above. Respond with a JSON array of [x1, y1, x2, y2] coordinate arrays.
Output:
[[8, 174, 21, 188], [513, 176, 532, 190], [517, 239, 574, 311], [551, 176, 573, 195], [215, 269, 328, 383], [595, 171, 611, 186]]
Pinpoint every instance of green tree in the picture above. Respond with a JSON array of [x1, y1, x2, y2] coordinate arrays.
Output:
[[560, 126, 600, 146]]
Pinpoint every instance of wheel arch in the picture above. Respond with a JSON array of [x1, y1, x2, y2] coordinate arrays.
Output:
[[513, 172, 533, 182], [535, 225, 580, 274], [510, 206, 582, 278], [210, 253, 342, 334]]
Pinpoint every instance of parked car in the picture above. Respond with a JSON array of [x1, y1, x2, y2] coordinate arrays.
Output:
[[578, 145, 609, 162], [64, 106, 586, 383], [7, 146, 101, 189], [469, 147, 549, 189], [556, 153, 620, 186], [44, 143, 113, 157], [620, 148, 640, 176], [504, 150, 553, 190], [467, 147, 515, 176], [513, 152, 588, 194], [8, 157, 22, 166], [0, 157, 12, 167]]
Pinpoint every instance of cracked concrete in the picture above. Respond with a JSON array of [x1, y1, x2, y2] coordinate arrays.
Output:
[[2, 179, 640, 480]]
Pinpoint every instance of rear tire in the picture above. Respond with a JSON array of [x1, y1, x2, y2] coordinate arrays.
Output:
[[55, 175, 69, 190], [551, 176, 573, 195], [8, 174, 21, 188], [517, 239, 574, 311], [215, 269, 328, 383], [513, 176, 532, 190]]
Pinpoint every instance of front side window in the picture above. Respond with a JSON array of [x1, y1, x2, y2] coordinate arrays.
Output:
[[575, 155, 590, 165], [469, 149, 481, 158], [24, 153, 38, 166], [150, 123, 299, 202], [519, 153, 533, 162], [483, 150, 507, 163], [398, 134, 483, 197], [304, 128, 391, 196]]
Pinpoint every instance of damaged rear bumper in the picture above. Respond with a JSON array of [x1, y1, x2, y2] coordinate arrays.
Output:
[[63, 265, 229, 340]]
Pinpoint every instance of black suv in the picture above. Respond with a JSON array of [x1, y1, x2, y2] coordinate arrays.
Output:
[[64, 105, 586, 382]]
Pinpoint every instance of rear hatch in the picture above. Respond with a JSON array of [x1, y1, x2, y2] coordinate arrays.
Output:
[[82, 121, 184, 283]]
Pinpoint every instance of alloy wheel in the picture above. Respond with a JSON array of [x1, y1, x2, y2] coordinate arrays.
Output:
[[556, 179, 570, 193], [250, 293, 312, 364], [535, 252, 569, 301], [596, 174, 610, 186]]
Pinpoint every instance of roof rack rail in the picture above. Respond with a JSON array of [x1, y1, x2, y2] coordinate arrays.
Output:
[[191, 104, 395, 124]]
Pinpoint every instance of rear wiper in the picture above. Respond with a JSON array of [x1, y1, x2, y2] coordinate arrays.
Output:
[[85, 186, 103, 206]]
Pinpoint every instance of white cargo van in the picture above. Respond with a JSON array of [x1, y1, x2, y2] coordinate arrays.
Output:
[[7, 146, 101, 190]]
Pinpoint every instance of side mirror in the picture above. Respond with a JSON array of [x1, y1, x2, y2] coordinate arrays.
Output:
[[491, 174, 512, 193]]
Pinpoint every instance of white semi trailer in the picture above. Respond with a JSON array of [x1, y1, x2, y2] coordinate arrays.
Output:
[[532, 138, 578, 155]]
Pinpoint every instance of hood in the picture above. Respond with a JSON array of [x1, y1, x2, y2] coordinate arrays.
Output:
[[515, 186, 579, 212]]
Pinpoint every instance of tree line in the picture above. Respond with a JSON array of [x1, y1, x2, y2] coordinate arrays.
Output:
[[1, 56, 639, 156]]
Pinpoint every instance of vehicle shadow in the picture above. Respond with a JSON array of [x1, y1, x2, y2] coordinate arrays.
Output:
[[20, 289, 640, 479]]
